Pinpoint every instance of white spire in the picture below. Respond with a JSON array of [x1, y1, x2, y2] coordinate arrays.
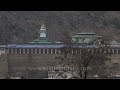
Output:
[[39, 24, 47, 38], [40, 24, 46, 31]]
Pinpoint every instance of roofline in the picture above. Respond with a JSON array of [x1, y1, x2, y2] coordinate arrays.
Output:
[[72, 36, 103, 38], [6, 44, 120, 49]]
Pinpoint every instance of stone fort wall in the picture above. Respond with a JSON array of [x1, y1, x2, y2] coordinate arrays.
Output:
[[6, 54, 60, 78], [0, 47, 120, 77], [0, 54, 8, 76]]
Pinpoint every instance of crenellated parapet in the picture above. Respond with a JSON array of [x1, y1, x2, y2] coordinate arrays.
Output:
[[5, 44, 120, 55]]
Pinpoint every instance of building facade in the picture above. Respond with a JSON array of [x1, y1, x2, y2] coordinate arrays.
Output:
[[72, 32, 103, 45]]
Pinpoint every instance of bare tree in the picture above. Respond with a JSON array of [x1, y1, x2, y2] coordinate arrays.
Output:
[[57, 31, 111, 79]]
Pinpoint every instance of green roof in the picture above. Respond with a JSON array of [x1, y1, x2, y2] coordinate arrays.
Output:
[[72, 35, 102, 38], [77, 32, 96, 35], [29, 37, 52, 44], [72, 32, 102, 38], [110, 40, 120, 45]]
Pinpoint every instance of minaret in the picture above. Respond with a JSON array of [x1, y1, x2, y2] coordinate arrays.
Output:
[[39, 24, 47, 38]]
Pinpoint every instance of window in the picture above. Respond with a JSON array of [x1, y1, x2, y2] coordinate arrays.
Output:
[[116, 49, 119, 54], [73, 49, 76, 54], [76, 38, 79, 42], [60, 48, 64, 54], [9, 49, 11, 54], [29, 49, 31, 54], [25, 49, 27, 54], [13, 49, 15, 54], [81, 38, 85, 43], [32, 49, 34, 54], [21, 49, 23, 54], [105, 49, 108, 54], [56, 49, 60, 54], [108, 49, 110, 54], [49, 49, 51, 54], [41, 49, 43, 54], [53, 49, 55, 54], [110, 48, 112, 54], [37, 49, 39, 54], [45, 49, 47, 54], [114, 49, 116, 54], [17, 49, 19, 54]]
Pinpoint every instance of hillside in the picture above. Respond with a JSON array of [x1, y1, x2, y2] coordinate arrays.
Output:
[[0, 11, 120, 44]]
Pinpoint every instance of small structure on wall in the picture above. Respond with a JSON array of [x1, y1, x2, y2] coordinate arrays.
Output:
[[29, 24, 52, 44], [71, 32, 103, 45]]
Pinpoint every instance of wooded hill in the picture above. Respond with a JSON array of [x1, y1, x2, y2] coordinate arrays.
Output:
[[0, 11, 120, 44]]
